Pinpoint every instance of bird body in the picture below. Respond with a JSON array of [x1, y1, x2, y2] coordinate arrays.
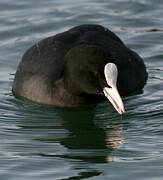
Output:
[[12, 24, 148, 112]]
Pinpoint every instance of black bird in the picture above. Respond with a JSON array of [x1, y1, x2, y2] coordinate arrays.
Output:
[[12, 24, 148, 114]]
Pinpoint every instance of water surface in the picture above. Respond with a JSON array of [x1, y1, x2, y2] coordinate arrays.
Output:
[[1, 0, 163, 179]]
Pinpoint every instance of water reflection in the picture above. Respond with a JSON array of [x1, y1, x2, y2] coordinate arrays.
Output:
[[105, 123, 123, 149], [15, 102, 124, 164], [56, 106, 124, 163], [59, 107, 106, 149], [2, 98, 126, 179]]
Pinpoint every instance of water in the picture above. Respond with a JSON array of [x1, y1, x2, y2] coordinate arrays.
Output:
[[0, 0, 163, 179]]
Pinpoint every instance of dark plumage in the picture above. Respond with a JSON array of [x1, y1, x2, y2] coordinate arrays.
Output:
[[12, 24, 148, 107]]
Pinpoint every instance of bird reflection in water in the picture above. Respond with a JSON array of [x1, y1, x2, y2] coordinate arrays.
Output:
[[17, 103, 125, 179], [57, 105, 124, 163], [105, 123, 124, 149]]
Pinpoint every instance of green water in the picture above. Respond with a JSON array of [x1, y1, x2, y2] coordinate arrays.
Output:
[[1, 0, 163, 179]]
